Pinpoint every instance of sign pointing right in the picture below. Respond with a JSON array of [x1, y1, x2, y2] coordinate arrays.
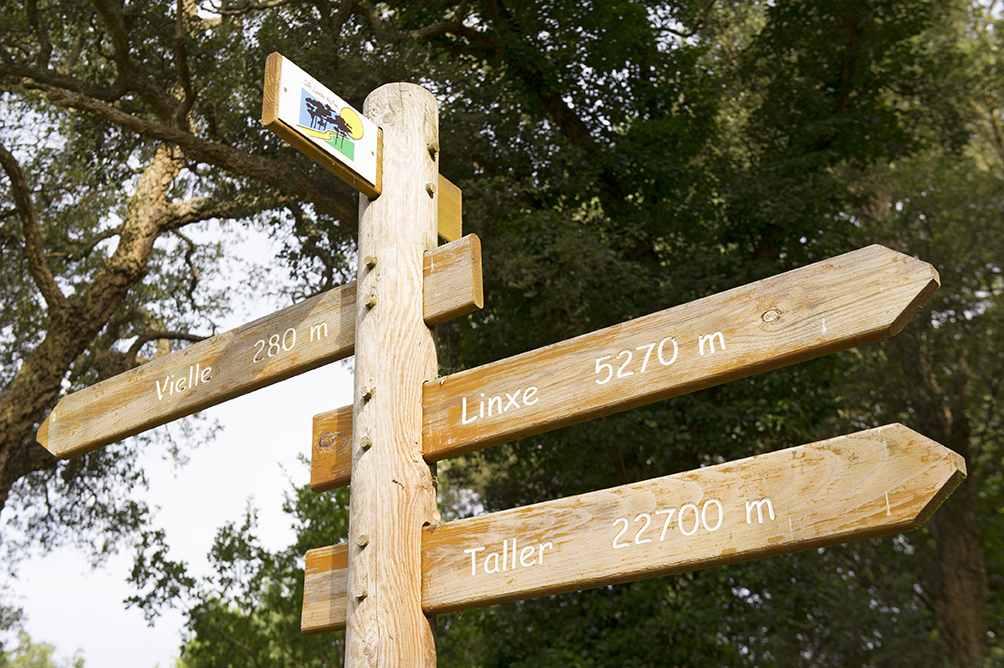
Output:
[[302, 423, 965, 633], [423, 244, 939, 460], [311, 244, 940, 490]]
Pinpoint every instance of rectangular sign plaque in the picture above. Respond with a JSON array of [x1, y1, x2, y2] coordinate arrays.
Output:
[[262, 52, 381, 197]]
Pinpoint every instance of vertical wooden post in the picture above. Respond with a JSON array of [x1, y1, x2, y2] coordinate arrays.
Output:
[[345, 85, 439, 666]]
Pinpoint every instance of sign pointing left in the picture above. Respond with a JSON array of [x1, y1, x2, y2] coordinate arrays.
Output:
[[37, 236, 483, 459]]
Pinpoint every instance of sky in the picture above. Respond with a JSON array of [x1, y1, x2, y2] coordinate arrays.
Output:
[[4, 232, 357, 667]]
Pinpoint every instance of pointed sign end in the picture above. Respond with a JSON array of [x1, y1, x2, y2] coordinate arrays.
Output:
[[912, 444, 967, 530], [875, 247, 941, 336], [36, 416, 50, 453]]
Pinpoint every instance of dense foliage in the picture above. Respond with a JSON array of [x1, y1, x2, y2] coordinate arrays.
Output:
[[1, 0, 1002, 666]]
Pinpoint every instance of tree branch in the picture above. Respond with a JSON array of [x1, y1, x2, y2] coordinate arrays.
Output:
[[89, 0, 180, 121], [45, 225, 124, 262], [26, 0, 53, 67], [0, 140, 67, 314], [38, 85, 358, 226], [209, 0, 301, 17], [173, 0, 197, 130], [125, 330, 206, 367], [0, 59, 126, 103], [172, 229, 201, 304], [413, 3, 621, 198]]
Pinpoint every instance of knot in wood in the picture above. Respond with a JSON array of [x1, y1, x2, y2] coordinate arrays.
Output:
[[317, 431, 335, 450], [762, 308, 782, 323]]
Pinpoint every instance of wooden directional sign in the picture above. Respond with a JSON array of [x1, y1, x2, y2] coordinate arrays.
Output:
[[38, 235, 483, 459], [301, 423, 965, 633], [309, 244, 939, 490]]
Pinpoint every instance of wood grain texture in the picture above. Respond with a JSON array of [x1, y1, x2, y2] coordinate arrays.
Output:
[[311, 405, 353, 492], [307, 244, 939, 492], [423, 244, 940, 460], [301, 424, 966, 632], [422, 232, 482, 325], [436, 175, 462, 242], [37, 237, 482, 459], [343, 83, 438, 667], [310, 236, 481, 491]]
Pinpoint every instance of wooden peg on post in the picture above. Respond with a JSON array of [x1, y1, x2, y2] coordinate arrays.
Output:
[[345, 84, 439, 666]]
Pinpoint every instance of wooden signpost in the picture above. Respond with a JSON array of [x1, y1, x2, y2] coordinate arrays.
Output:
[[34, 53, 966, 668], [302, 424, 965, 632], [37, 234, 483, 459], [310, 243, 938, 491]]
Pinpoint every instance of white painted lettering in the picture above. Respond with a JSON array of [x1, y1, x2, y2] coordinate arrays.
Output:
[[310, 322, 328, 342], [679, 503, 700, 536], [612, 517, 630, 548], [464, 539, 554, 576], [656, 508, 676, 541], [458, 387, 539, 426], [699, 331, 726, 356], [702, 499, 724, 531], [464, 546, 485, 576], [461, 397, 478, 424], [484, 551, 501, 574], [633, 512, 653, 544], [657, 337, 678, 366], [746, 498, 776, 524], [155, 364, 215, 401]]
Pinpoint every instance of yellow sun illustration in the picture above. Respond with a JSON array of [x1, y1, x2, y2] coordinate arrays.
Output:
[[339, 107, 364, 140]]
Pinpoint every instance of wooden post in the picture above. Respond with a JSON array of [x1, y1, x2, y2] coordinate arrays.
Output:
[[345, 84, 439, 666]]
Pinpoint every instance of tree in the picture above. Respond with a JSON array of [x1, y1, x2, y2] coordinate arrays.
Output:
[[0, 632, 84, 668], [0, 0, 367, 562], [2, 1, 1001, 666]]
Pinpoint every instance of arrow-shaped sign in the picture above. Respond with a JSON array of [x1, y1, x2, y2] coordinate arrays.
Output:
[[38, 235, 483, 459], [301, 423, 965, 633], [310, 244, 939, 490]]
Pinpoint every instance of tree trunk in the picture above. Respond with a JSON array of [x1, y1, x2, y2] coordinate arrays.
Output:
[[915, 350, 989, 668], [0, 144, 185, 512]]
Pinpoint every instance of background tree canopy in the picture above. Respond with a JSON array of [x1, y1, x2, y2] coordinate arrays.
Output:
[[1, 0, 1002, 666]]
